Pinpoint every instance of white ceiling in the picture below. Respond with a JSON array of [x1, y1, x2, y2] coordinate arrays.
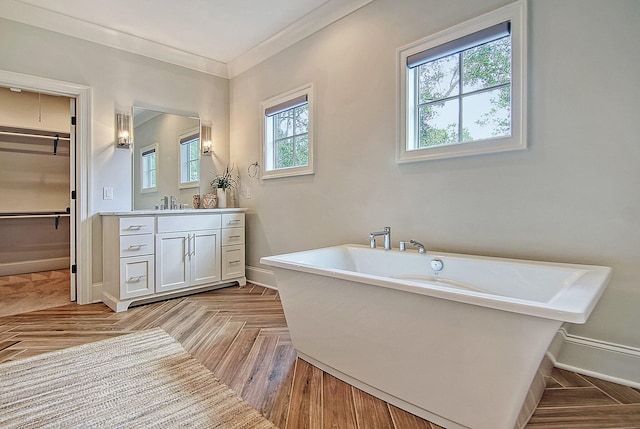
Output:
[[0, 0, 372, 78]]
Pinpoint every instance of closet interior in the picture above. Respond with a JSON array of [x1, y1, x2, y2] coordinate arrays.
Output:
[[0, 86, 74, 316]]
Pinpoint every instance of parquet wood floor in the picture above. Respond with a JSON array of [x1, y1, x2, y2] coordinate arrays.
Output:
[[1, 283, 639, 428], [0, 269, 71, 317]]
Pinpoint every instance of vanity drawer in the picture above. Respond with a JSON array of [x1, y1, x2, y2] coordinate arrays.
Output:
[[222, 245, 245, 280], [222, 227, 245, 246], [157, 215, 221, 233], [119, 233, 154, 257], [119, 217, 155, 235], [119, 255, 154, 299], [222, 213, 245, 228]]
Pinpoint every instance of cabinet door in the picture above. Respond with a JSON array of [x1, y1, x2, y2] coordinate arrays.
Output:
[[120, 255, 154, 299], [191, 230, 221, 286], [155, 232, 190, 293], [222, 244, 245, 281]]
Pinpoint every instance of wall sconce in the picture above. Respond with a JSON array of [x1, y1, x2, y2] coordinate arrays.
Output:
[[116, 112, 132, 149], [201, 124, 212, 155]]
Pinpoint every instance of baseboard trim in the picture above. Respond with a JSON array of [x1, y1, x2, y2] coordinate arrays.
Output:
[[0, 257, 69, 277], [246, 266, 277, 289], [91, 282, 103, 303], [548, 328, 640, 389]]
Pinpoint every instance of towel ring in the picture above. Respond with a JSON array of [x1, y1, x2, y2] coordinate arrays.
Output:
[[248, 162, 259, 178]]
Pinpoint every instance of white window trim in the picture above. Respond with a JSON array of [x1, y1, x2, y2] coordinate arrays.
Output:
[[261, 82, 315, 179], [140, 143, 158, 194], [396, 0, 527, 163], [178, 127, 200, 189]]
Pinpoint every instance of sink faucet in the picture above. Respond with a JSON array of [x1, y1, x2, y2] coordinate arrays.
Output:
[[170, 196, 178, 210], [370, 227, 391, 250], [399, 239, 426, 254]]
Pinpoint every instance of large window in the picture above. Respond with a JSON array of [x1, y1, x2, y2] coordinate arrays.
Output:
[[261, 83, 314, 179], [140, 144, 157, 193], [397, 1, 526, 162], [179, 130, 200, 187]]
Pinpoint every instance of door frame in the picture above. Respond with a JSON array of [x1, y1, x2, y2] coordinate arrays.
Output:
[[0, 69, 92, 304]]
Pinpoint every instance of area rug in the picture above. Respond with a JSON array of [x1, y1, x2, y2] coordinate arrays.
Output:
[[0, 328, 278, 428]]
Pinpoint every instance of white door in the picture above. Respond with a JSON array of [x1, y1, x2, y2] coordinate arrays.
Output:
[[155, 232, 189, 292], [191, 230, 220, 286]]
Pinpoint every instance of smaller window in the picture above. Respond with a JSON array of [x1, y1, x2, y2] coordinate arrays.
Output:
[[261, 83, 314, 179], [140, 144, 157, 193], [179, 129, 200, 188]]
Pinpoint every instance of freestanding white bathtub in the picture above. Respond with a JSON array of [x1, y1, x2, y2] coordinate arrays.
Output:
[[261, 244, 611, 429]]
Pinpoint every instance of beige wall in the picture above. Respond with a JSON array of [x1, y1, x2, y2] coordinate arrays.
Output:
[[0, 17, 231, 284], [230, 0, 640, 355]]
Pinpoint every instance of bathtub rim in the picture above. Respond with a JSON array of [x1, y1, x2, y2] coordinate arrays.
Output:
[[260, 244, 611, 324]]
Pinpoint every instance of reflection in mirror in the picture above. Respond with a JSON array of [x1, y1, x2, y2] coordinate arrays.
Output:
[[132, 107, 200, 210]]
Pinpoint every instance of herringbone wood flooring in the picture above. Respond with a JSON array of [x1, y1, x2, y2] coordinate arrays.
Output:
[[1, 283, 639, 428]]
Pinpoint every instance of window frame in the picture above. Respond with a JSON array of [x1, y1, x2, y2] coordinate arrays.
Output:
[[261, 83, 314, 179], [140, 143, 158, 194], [396, 0, 527, 163], [178, 128, 200, 189]]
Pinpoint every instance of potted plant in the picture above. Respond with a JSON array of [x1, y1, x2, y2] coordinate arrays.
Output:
[[210, 165, 238, 208]]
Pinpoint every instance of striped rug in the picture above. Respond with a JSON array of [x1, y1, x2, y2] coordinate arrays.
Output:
[[0, 328, 277, 428]]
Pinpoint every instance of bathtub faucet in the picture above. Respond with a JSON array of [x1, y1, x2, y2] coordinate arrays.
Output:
[[400, 239, 426, 254], [370, 227, 391, 250]]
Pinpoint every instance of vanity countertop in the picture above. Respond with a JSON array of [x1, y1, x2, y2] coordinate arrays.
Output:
[[99, 208, 247, 216]]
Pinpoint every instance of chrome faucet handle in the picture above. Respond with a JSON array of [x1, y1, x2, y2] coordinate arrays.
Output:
[[410, 239, 426, 254], [399, 241, 407, 251]]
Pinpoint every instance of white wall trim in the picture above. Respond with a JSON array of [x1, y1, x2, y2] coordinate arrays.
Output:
[[227, 0, 373, 78], [246, 266, 277, 289], [0, 258, 70, 277], [0, 69, 93, 305], [0, 0, 372, 80], [0, 0, 228, 78], [91, 282, 104, 304], [548, 328, 640, 389]]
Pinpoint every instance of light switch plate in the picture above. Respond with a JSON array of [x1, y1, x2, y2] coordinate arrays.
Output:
[[103, 187, 113, 200]]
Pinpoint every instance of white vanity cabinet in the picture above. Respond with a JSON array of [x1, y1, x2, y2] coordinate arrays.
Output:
[[101, 209, 246, 312], [155, 215, 221, 293]]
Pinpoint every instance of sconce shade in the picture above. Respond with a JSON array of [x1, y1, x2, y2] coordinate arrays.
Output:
[[116, 112, 132, 148], [202, 124, 212, 155]]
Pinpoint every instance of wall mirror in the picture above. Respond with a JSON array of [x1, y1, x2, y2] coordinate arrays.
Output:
[[132, 107, 201, 210]]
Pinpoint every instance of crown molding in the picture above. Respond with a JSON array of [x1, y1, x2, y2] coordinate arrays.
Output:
[[226, 0, 373, 78], [0, 0, 229, 78], [1, 0, 373, 80]]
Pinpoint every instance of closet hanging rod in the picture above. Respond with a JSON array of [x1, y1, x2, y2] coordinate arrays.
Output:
[[0, 126, 71, 156], [0, 209, 71, 217], [0, 210, 71, 230], [0, 213, 70, 220], [0, 126, 71, 140], [0, 147, 70, 157]]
